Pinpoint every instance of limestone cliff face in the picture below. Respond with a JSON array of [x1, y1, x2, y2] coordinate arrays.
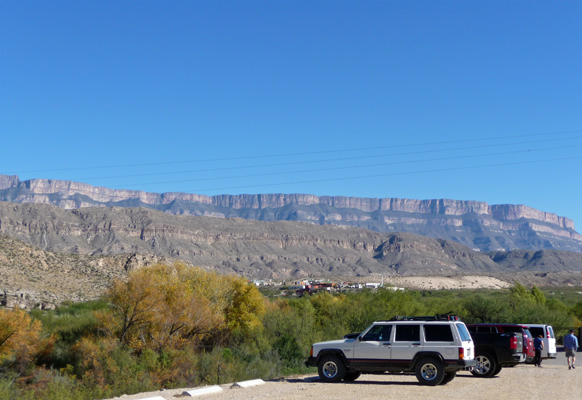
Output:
[[0, 175, 20, 190], [1, 174, 580, 252]]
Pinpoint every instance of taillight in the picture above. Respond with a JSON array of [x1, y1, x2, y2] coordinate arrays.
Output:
[[510, 337, 517, 350], [310, 346, 313, 357], [459, 347, 464, 360], [546, 328, 550, 339]]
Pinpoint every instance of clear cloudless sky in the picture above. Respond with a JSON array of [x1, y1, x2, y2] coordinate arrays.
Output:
[[1, 1, 581, 227]]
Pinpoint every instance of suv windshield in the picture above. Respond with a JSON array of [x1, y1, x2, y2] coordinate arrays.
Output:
[[456, 323, 472, 342]]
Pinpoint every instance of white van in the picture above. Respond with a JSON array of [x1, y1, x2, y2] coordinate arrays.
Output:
[[524, 324, 557, 359]]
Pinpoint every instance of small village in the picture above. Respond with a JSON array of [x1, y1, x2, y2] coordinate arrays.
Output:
[[251, 278, 405, 297]]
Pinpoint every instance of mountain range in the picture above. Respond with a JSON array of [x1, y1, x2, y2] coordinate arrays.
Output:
[[3, 172, 582, 309], [1, 174, 581, 253]]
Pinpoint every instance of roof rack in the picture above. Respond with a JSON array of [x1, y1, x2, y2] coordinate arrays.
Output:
[[390, 313, 460, 322]]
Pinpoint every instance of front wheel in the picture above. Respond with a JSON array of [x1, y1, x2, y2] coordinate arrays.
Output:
[[318, 355, 346, 383], [415, 357, 445, 386], [471, 352, 497, 378]]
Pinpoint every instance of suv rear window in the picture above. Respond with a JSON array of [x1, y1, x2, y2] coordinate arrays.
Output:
[[424, 324, 454, 342], [456, 323, 472, 341], [395, 324, 420, 342]]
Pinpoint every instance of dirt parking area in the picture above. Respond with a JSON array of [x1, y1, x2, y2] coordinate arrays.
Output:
[[109, 353, 581, 400]]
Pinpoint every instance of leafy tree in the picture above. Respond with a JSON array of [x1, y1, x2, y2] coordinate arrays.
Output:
[[510, 281, 529, 296], [0, 307, 44, 363], [99, 263, 264, 352], [462, 295, 506, 323], [223, 276, 265, 333], [97, 269, 164, 348], [530, 285, 546, 305]]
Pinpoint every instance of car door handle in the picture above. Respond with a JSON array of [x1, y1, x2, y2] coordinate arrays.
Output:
[[382, 343, 391, 346], [412, 343, 421, 346]]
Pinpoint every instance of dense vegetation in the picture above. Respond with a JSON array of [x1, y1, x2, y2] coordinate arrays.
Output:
[[1, 263, 581, 400]]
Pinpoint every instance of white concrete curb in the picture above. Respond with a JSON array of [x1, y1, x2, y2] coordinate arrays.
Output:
[[232, 379, 265, 388], [182, 386, 223, 396]]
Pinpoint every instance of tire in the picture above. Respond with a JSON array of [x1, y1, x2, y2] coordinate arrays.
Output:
[[471, 352, 497, 378], [415, 357, 445, 386], [318, 355, 346, 383], [491, 364, 503, 376], [439, 371, 457, 385], [343, 371, 361, 382]]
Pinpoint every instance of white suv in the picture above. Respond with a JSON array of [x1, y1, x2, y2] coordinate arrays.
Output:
[[306, 317, 476, 385]]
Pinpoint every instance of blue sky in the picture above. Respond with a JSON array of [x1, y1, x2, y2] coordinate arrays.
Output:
[[1, 1, 581, 228]]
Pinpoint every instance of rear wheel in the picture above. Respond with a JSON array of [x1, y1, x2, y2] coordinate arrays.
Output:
[[343, 371, 361, 382], [439, 371, 457, 385], [318, 355, 346, 383], [491, 364, 503, 376], [415, 357, 445, 386], [471, 352, 497, 378]]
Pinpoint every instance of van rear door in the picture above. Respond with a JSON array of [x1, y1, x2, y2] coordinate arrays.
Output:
[[545, 326, 557, 358]]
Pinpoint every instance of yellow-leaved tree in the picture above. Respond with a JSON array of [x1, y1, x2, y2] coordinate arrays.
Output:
[[98, 263, 264, 352], [0, 307, 44, 363]]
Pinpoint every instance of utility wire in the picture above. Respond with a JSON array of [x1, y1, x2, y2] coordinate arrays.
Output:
[[72, 135, 582, 183], [8, 129, 582, 174], [106, 143, 582, 188], [184, 155, 582, 193]]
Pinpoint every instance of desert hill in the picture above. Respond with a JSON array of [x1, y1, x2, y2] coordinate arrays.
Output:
[[2, 202, 582, 309]]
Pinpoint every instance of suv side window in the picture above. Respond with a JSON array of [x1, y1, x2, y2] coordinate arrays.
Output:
[[362, 325, 392, 342], [395, 324, 420, 342], [424, 324, 454, 342]]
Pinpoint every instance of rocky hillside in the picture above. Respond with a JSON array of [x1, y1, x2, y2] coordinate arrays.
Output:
[[0, 234, 182, 309], [3, 202, 582, 309], [0, 202, 497, 278], [2, 201, 582, 279], [1, 174, 581, 253]]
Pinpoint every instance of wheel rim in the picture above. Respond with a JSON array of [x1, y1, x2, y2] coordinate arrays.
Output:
[[420, 362, 438, 381], [322, 361, 338, 378], [474, 355, 492, 374]]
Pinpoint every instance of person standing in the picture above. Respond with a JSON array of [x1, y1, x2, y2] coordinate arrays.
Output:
[[533, 334, 544, 367], [563, 329, 579, 370]]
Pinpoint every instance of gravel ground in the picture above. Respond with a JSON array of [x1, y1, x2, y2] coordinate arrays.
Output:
[[107, 350, 581, 400]]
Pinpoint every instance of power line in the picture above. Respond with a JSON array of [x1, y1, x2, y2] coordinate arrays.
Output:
[[8, 129, 582, 174], [184, 155, 582, 193], [105, 143, 582, 188], [71, 135, 582, 183]]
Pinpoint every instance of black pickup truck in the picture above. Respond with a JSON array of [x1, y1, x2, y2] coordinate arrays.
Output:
[[469, 331, 524, 377]]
